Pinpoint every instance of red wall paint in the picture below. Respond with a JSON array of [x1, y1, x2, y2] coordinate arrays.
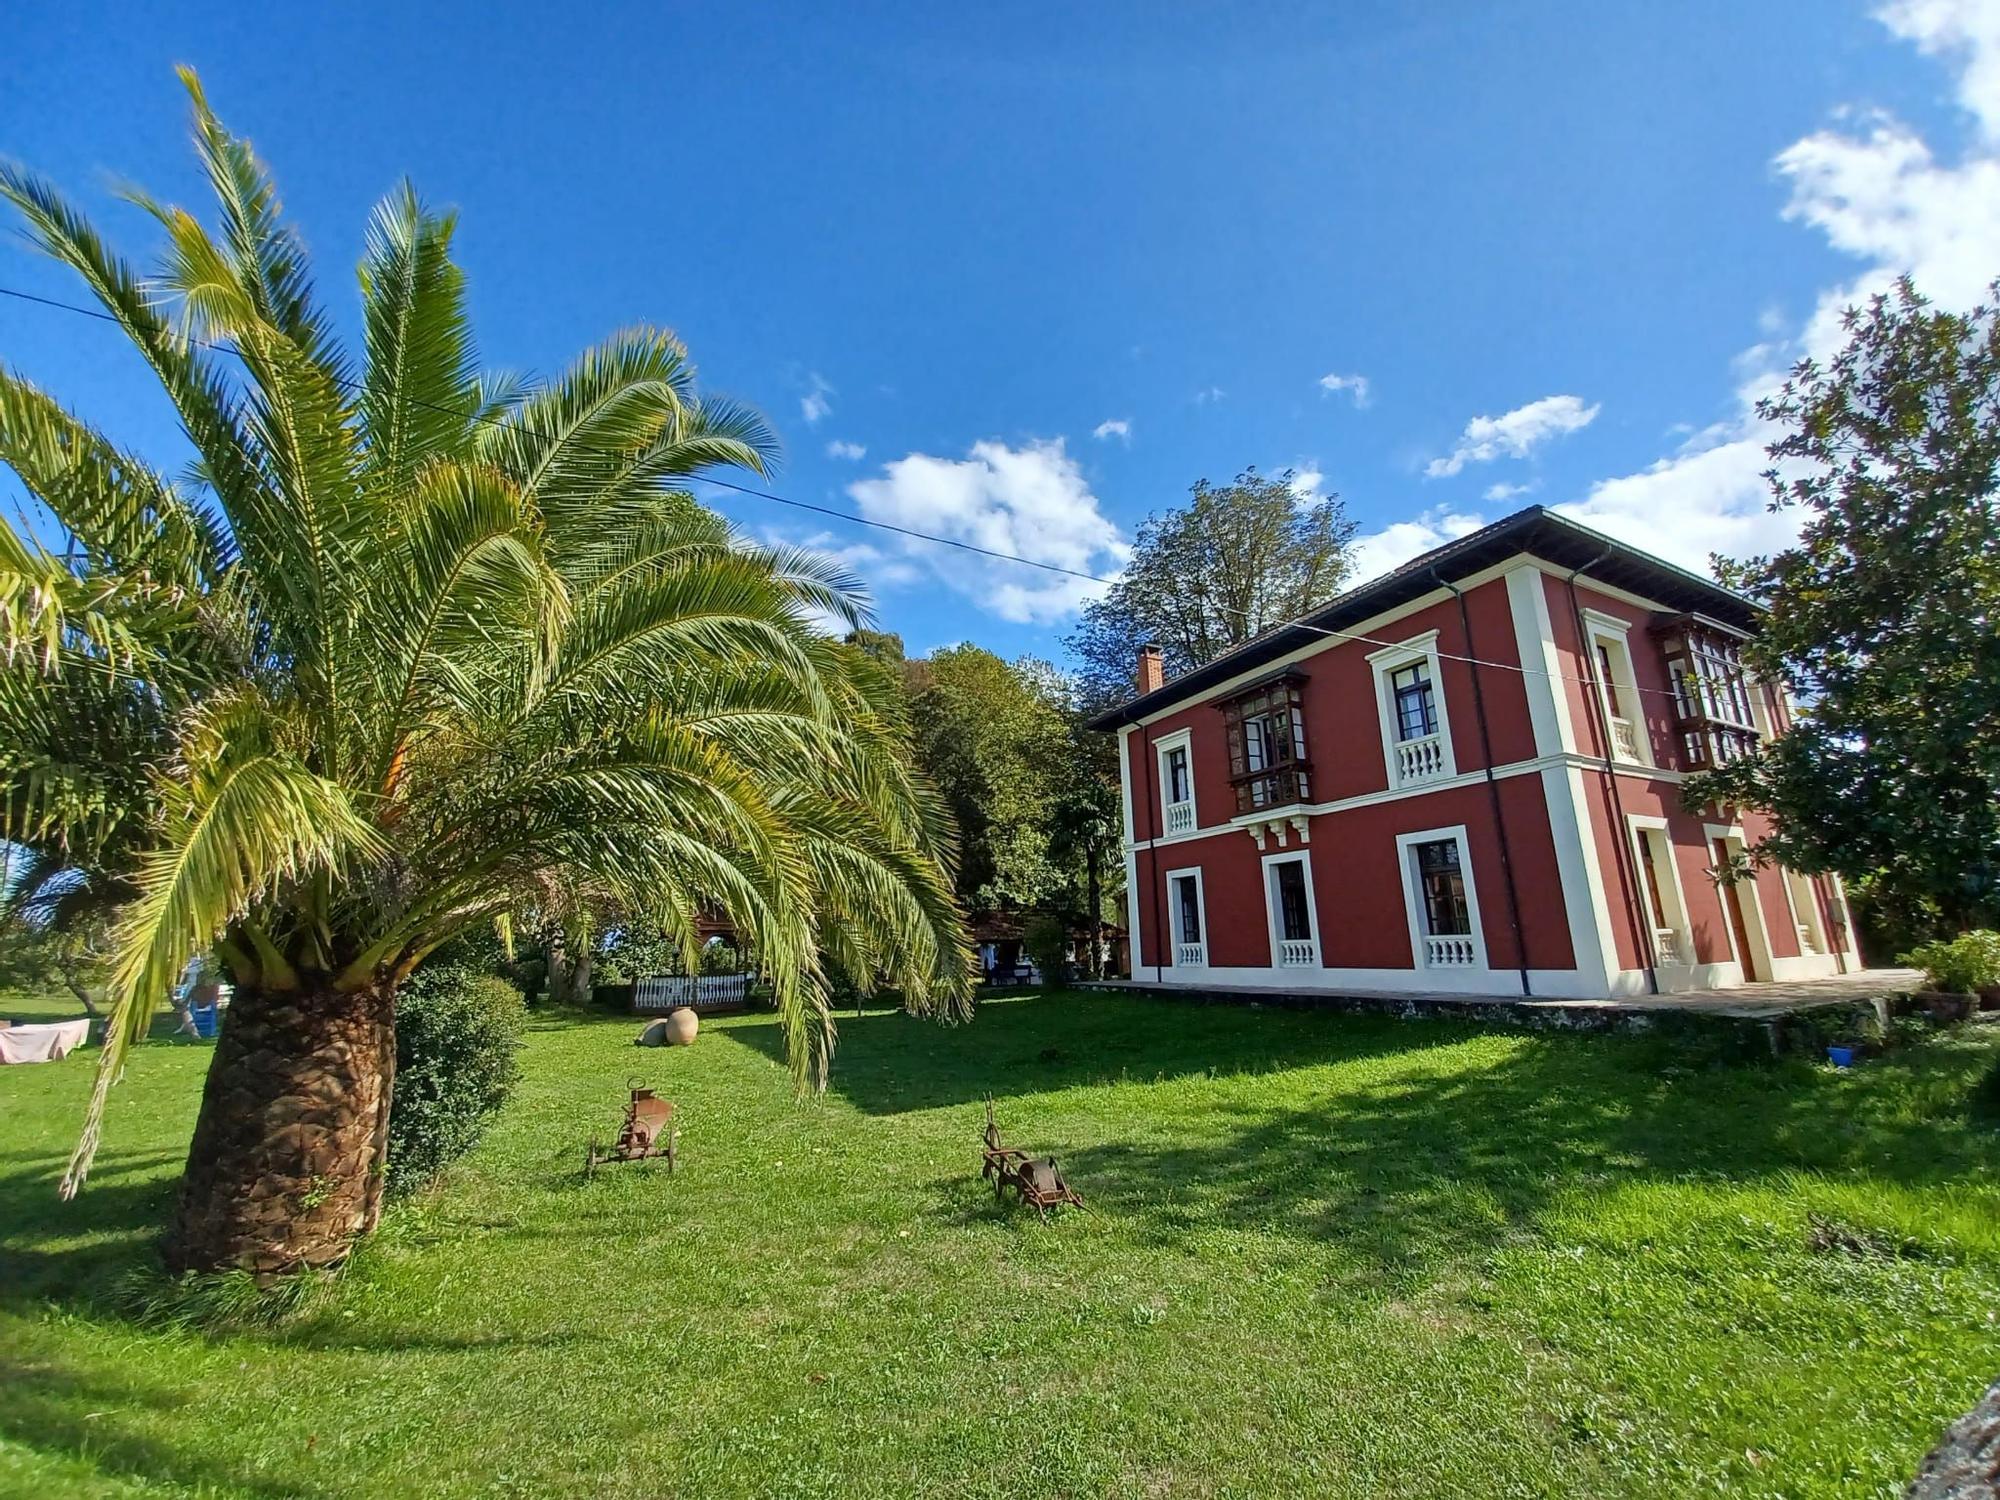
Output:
[[1127, 574, 1542, 843], [1124, 571, 1573, 976], [1125, 560, 1826, 988], [1133, 776, 1577, 976], [1573, 759, 1816, 973]]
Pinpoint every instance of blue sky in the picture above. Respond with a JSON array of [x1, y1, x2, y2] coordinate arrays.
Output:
[[5, 2, 1997, 663]]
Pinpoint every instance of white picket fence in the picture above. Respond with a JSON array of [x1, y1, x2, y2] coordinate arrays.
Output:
[[634, 974, 753, 1011]]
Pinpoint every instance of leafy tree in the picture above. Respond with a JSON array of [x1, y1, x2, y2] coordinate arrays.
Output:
[[1066, 468, 1357, 709], [0, 73, 970, 1274], [1688, 279, 2000, 932], [845, 628, 905, 668], [907, 646, 1066, 910], [1020, 660, 1124, 976], [1021, 913, 1069, 986]]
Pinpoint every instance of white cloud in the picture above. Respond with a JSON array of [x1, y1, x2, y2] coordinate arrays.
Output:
[[1194, 385, 1226, 404], [846, 439, 1130, 624], [1288, 466, 1328, 505], [1092, 418, 1132, 443], [825, 439, 866, 460], [800, 372, 833, 426], [1348, 508, 1488, 584], [1425, 395, 1600, 478], [1318, 372, 1373, 408], [1482, 480, 1540, 502], [1555, 0, 2000, 574]]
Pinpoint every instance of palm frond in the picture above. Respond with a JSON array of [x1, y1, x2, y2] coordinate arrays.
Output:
[[0, 366, 228, 591], [358, 182, 478, 487], [0, 161, 266, 526], [62, 693, 382, 1197], [175, 66, 342, 372]]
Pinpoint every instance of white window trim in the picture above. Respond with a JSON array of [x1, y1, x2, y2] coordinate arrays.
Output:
[[1626, 814, 1694, 968], [1154, 727, 1196, 837], [1368, 630, 1457, 789], [1748, 678, 1780, 742], [1778, 865, 1828, 956], [1260, 848, 1320, 969], [1164, 864, 1207, 969], [1394, 824, 1488, 971], [1581, 608, 1653, 768]]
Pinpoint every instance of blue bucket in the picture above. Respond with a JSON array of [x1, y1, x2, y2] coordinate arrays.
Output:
[[1826, 1044, 1856, 1069], [190, 1000, 219, 1039]]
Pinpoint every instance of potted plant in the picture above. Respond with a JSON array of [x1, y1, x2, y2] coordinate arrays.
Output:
[[1898, 930, 2000, 1022]]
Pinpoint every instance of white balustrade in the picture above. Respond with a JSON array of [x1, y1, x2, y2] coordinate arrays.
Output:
[[1277, 938, 1317, 967], [1653, 926, 1686, 965], [1174, 942, 1206, 968], [1395, 732, 1447, 785], [1421, 933, 1477, 967], [1164, 799, 1194, 836], [1610, 716, 1641, 762], [1797, 923, 1819, 955], [635, 973, 751, 1010]]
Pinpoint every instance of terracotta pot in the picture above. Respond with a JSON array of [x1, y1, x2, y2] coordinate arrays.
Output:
[[664, 1006, 699, 1045], [1912, 990, 1975, 1024]]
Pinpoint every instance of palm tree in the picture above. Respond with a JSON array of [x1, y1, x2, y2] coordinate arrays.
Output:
[[0, 71, 972, 1276]]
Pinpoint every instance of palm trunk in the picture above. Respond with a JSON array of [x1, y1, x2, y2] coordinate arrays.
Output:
[[165, 980, 396, 1276]]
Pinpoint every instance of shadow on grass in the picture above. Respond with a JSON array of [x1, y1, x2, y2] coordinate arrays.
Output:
[[0, 1347, 330, 1499], [725, 990, 1475, 1114], [1056, 1027, 1999, 1284], [735, 992, 1999, 1279], [0, 1149, 181, 1309]]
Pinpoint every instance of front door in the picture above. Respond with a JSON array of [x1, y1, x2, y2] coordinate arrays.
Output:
[[1713, 836, 1765, 983]]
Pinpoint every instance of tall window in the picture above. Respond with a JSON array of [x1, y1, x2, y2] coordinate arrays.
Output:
[[1392, 664, 1440, 748], [1391, 661, 1437, 742], [1173, 875, 1202, 944], [1273, 860, 1311, 942], [1413, 840, 1469, 935], [1165, 745, 1190, 804], [1595, 643, 1624, 718], [1655, 616, 1760, 770], [1637, 839, 1669, 928], [1370, 634, 1454, 788], [1222, 674, 1311, 813]]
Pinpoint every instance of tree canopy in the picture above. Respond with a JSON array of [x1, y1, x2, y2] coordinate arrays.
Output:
[[907, 645, 1068, 910], [1066, 468, 1357, 709], [1689, 278, 2000, 933], [0, 71, 971, 1270]]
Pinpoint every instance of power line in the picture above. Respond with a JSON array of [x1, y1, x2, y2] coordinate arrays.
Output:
[[0, 279, 1753, 711]]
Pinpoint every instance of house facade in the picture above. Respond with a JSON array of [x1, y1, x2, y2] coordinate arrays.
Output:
[[1088, 507, 1862, 999]]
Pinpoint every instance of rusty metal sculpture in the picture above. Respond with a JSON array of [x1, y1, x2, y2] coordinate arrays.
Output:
[[981, 1097, 1030, 1184], [981, 1098, 1083, 1220], [585, 1079, 680, 1179]]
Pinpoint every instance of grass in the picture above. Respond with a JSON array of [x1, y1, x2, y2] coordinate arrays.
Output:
[[1, 989, 1998, 1498]]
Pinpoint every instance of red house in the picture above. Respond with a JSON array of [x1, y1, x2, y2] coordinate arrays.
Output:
[[1087, 507, 1862, 999]]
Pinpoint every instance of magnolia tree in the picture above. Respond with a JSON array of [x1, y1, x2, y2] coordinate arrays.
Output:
[[1688, 279, 2000, 935]]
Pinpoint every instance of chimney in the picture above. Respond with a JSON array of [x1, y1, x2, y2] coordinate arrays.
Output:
[[1136, 643, 1164, 696]]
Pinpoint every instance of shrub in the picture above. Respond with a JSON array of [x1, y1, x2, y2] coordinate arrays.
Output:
[[1972, 1057, 2000, 1125], [389, 965, 525, 1194], [1899, 930, 2000, 995], [1023, 915, 1069, 986]]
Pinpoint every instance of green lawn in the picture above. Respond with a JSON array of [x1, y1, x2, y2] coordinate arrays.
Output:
[[2, 990, 1997, 1498]]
